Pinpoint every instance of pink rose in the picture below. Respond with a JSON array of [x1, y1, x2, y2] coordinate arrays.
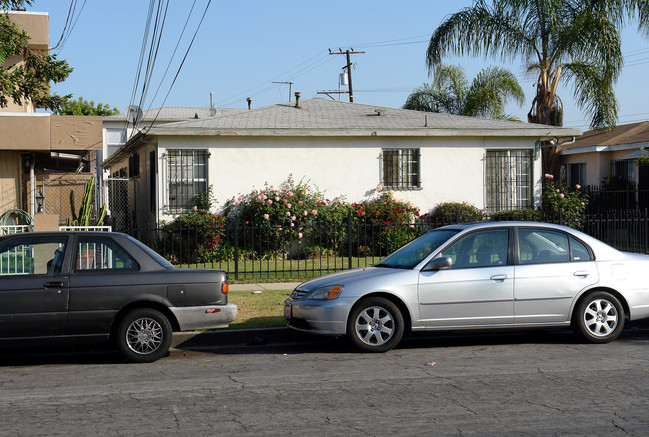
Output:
[[575, 184, 581, 189], [312, 209, 318, 215], [298, 232, 303, 238], [291, 215, 296, 221], [287, 203, 291, 209], [263, 214, 269, 220], [286, 212, 291, 216], [303, 211, 308, 216], [268, 200, 273, 205], [560, 193, 565, 198], [544, 174, 554, 179]]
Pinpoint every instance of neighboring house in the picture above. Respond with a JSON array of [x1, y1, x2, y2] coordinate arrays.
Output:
[[102, 97, 579, 230], [559, 121, 649, 188], [0, 10, 102, 224]]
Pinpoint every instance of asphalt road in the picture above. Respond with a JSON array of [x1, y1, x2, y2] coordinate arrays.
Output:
[[2, 324, 649, 436]]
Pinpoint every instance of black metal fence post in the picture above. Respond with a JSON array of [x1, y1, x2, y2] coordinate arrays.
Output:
[[347, 212, 353, 271], [234, 218, 239, 281]]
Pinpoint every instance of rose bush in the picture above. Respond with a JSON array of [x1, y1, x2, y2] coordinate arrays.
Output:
[[541, 174, 589, 227]]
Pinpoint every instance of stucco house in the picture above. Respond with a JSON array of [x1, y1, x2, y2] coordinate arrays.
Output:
[[559, 121, 649, 188], [102, 97, 579, 230], [0, 10, 102, 227]]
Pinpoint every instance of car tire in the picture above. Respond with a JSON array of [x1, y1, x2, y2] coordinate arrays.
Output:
[[573, 291, 625, 343], [346, 297, 404, 352], [116, 308, 173, 363]]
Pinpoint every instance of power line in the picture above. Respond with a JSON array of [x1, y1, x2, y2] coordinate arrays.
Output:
[[144, 0, 212, 132], [51, 0, 87, 52]]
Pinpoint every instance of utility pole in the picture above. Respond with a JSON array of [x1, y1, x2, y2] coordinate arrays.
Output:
[[325, 48, 364, 102], [272, 81, 294, 102]]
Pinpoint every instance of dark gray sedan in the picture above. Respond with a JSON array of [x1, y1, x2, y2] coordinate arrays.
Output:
[[0, 232, 236, 362]]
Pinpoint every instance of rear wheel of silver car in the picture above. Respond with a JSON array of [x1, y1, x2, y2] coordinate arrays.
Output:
[[116, 308, 172, 363], [347, 297, 404, 352], [574, 291, 624, 343]]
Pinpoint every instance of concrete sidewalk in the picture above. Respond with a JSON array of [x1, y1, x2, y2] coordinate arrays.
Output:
[[229, 282, 301, 291]]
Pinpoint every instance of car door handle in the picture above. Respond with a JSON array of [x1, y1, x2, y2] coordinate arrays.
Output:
[[43, 281, 64, 289], [490, 274, 508, 282], [573, 271, 590, 278]]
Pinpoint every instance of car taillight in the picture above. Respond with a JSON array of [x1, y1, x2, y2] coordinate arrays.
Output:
[[206, 308, 222, 313], [222, 282, 229, 294]]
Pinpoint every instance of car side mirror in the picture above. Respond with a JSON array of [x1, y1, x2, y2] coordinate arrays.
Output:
[[423, 256, 452, 271]]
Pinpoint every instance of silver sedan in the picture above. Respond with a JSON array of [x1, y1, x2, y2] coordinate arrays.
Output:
[[284, 222, 649, 352]]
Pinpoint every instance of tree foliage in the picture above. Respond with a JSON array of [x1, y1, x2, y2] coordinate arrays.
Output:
[[54, 96, 120, 116], [426, 0, 649, 131], [0, 0, 72, 111], [403, 64, 524, 120]]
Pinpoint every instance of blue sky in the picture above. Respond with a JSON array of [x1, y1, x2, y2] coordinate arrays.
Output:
[[34, 1, 649, 131]]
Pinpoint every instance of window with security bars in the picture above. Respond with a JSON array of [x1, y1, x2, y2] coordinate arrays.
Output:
[[381, 148, 421, 190], [167, 149, 208, 212], [611, 159, 636, 185], [485, 150, 532, 212]]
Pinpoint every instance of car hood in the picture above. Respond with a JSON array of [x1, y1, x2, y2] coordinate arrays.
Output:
[[296, 266, 407, 292]]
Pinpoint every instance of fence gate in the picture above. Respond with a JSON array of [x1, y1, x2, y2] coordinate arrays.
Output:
[[105, 178, 139, 234]]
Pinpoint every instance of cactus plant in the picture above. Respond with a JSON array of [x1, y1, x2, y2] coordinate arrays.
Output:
[[66, 177, 107, 227]]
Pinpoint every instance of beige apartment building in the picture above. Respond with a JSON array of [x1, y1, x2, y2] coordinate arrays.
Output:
[[0, 10, 102, 225]]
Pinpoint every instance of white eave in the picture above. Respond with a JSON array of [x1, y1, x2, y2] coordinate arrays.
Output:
[[149, 126, 579, 139]]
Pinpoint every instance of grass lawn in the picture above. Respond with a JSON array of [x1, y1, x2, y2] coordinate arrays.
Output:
[[226, 289, 293, 329]]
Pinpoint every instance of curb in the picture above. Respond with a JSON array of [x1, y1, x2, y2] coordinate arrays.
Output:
[[171, 327, 319, 350]]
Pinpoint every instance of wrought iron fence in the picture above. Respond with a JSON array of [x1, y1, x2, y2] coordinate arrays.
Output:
[[127, 210, 649, 281], [585, 185, 649, 212]]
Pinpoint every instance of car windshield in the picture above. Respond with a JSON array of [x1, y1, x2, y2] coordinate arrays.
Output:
[[375, 229, 460, 269]]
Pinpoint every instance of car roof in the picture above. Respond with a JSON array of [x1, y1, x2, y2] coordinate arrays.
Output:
[[435, 221, 623, 260]]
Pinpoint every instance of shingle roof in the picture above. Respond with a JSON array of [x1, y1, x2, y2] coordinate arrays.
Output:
[[103, 107, 245, 122], [560, 121, 649, 149], [147, 98, 579, 137]]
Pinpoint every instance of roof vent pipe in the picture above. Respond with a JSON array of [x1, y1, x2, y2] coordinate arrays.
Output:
[[246, 97, 252, 110], [294, 92, 301, 108]]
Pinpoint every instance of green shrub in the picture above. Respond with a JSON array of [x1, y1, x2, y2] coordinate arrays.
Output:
[[427, 202, 484, 223], [490, 209, 541, 221]]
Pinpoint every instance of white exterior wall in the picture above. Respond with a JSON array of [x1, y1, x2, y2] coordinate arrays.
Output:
[[154, 135, 541, 223]]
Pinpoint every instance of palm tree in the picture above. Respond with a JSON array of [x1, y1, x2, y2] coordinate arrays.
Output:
[[404, 64, 525, 120], [426, 0, 649, 174]]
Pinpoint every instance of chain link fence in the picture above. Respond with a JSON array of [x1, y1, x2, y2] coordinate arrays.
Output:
[[105, 178, 139, 234], [40, 174, 95, 225]]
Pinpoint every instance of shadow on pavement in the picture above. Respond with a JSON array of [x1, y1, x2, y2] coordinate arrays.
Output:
[[2, 320, 648, 365]]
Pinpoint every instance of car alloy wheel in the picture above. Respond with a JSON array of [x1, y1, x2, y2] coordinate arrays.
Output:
[[126, 317, 164, 354], [583, 298, 618, 337], [574, 291, 624, 344], [347, 297, 404, 352], [116, 308, 173, 363], [355, 306, 395, 346]]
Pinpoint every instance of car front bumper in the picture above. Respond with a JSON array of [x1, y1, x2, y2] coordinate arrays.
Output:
[[284, 298, 351, 336], [170, 303, 237, 331]]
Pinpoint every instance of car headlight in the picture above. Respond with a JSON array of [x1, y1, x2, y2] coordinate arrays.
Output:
[[308, 285, 343, 300]]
